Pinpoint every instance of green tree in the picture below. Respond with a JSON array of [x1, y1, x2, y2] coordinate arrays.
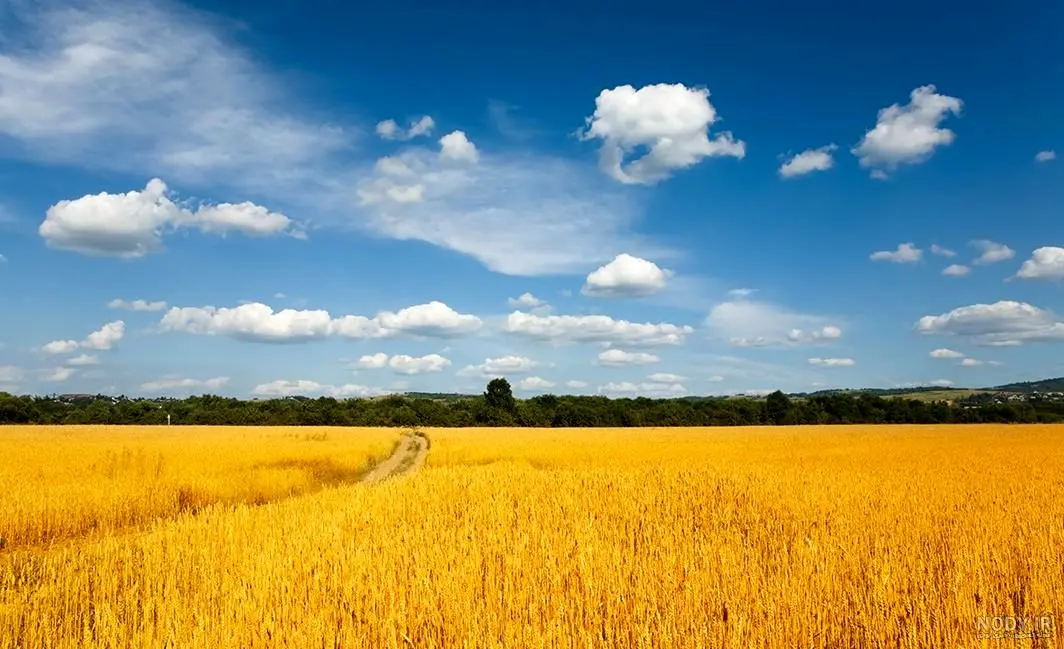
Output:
[[764, 390, 792, 425], [484, 378, 515, 414]]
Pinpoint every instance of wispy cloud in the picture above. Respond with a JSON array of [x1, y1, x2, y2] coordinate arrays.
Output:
[[1, 0, 663, 277]]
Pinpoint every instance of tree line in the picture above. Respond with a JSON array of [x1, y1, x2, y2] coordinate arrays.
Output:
[[1, 379, 1062, 426]]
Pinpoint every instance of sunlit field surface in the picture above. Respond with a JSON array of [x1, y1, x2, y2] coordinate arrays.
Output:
[[0, 425, 396, 548], [2, 425, 1063, 648]]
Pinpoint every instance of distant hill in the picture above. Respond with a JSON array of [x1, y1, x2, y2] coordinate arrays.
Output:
[[988, 377, 1064, 393]]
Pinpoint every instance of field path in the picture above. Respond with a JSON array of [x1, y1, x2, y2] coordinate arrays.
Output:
[[360, 432, 428, 484]]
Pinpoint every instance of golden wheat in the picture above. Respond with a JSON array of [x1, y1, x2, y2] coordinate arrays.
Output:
[[2, 424, 1062, 648], [0, 425, 395, 548]]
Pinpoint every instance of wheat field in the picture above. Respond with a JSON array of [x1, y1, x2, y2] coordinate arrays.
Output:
[[2, 424, 1062, 648]]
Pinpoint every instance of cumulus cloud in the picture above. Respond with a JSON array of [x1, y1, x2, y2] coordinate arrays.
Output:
[[579, 83, 745, 185], [108, 298, 167, 312], [970, 240, 1014, 266], [778, 145, 837, 178], [852, 85, 963, 177], [457, 356, 540, 377], [387, 354, 451, 375], [597, 349, 660, 367], [942, 264, 970, 277], [251, 380, 390, 398], [582, 254, 672, 298], [566, 380, 589, 389], [807, 357, 855, 367], [140, 376, 229, 392], [1035, 150, 1056, 162], [42, 320, 125, 354], [930, 244, 956, 257], [598, 381, 687, 398], [870, 243, 922, 263], [929, 348, 964, 359], [916, 300, 1064, 346], [159, 300, 481, 342], [439, 131, 479, 163], [515, 376, 555, 391], [39, 179, 300, 257], [1014, 247, 1064, 281], [376, 116, 435, 141], [508, 293, 544, 308], [705, 299, 842, 348], [356, 353, 390, 369], [505, 311, 692, 346]]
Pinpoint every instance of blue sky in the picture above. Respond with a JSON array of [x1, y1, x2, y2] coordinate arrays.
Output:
[[1, 0, 1062, 398]]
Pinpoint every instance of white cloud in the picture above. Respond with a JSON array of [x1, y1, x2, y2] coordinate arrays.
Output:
[[83, 321, 125, 350], [160, 300, 481, 342], [579, 83, 745, 185], [728, 288, 756, 298], [929, 348, 964, 359], [706, 375, 725, 382], [508, 293, 544, 308], [515, 376, 555, 391], [970, 240, 1014, 266], [39, 179, 300, 257], [566, 380, 588, 389], [1, 2, 665, 277], [598, 381, 687, 397], [0, 2, 346, 194], [916, 300, 1064, 346], [582, 254, 672, 298], [959, 358, 1001, 367], [506, 311, 692, 346], [355, 143, 653, 276], [807, 357, 855, 367], [43, 367, 77, 382], [852, 85, 962, 177], [647, 372, 686, 383], [251, 380, 323, 397], [705, 299, 842, 348], [597, 349, 660, 367], [42, 320, 125, 354], [387, 354, 451, 375], [140, 376, 229, 392], [778, 144, 837, 178], [41, 340, 80, 355], [66, 354, 100, 366], [942, 264, 970, 277], [250, 380, 390, 398], [930, 244, 956, 257], [0, 254, 7, 264], [1035, 150, 1056, 162], [356, 353, 390, 369], [457, 356, 540, 377], [439, 131, 479, 163], [108, 298, 167, 312], [929, 379, 954, 388], [1015, 247, 1064, 281], [870, 243, 922, 263], [376, 116, 435, 141]]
